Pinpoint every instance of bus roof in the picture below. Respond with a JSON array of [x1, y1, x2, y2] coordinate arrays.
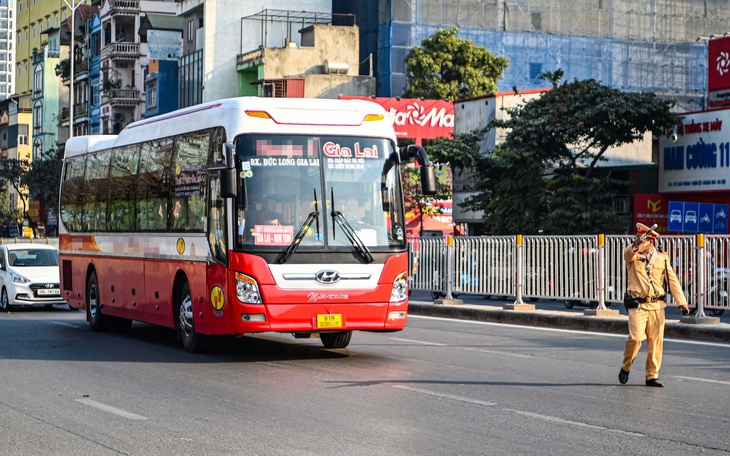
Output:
[[64, 97, 397, 158]]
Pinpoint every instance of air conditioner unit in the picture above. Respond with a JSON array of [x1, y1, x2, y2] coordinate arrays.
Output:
[[113, 112, 125, 122]]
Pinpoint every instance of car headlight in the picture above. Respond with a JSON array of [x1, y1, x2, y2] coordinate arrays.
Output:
[[390, 272, 408, 302], [11, 272, 30, 284], [235, 272, 262, 304]]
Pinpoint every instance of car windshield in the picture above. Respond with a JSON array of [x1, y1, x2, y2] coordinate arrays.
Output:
[[8, 249, 59, 267]]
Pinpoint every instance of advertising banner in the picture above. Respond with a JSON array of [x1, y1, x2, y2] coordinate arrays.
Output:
[[708, 36, 730, 107], [340, 96, 454, 140], [634, 193, 668, 234], [658, 108, 730, 192]]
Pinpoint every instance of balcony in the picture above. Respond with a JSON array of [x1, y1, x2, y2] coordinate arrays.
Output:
[[74, 102, 89, 118], [101, 42, 141, 61], [103, 88, 142, 106], [108, 0, 140, 12]]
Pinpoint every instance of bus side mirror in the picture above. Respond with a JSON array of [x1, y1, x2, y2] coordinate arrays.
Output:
[[421, 165, 437, 195], [220, 168, 237, 198]]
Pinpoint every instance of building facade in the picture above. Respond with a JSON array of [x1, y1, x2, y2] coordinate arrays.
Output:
[[0, 0, 14, 100], [336, 0, 730, 112]]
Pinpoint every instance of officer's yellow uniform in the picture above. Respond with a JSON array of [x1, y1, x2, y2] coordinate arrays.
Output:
[[622, 240, 687, 381]]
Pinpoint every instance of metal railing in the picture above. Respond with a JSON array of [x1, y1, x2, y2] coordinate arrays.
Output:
[[408, 234, 729, 316]]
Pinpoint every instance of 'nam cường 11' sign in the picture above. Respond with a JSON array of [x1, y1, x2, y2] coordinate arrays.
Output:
[[658, 108, 730, 193]]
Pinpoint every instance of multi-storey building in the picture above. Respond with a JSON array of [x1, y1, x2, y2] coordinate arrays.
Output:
[[0, 0, 14, 100], [176, 1, 333, 108], [0, 98, 31, 220], [336, 0, 730, 111], [16, 0, 77, 158], [95, 0, 176, 133]]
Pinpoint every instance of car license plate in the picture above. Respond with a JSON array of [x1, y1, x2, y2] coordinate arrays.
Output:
[[316, 314, 342, 329], [37, 289, 60, 296]]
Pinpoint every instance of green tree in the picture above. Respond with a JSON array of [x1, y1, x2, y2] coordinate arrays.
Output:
[[22, 147, 63, 218], [0, 158, 30, 216], [403, 27, 509, 101], [464, 71, 678, 234]]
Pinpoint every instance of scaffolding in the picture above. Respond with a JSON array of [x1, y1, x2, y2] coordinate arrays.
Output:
[[381, 0, 730, 111]]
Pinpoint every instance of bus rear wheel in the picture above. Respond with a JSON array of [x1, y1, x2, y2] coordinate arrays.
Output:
[[176, 281, 210, 353], [320, 330, 352, 349], [87, 271, 114, 331]]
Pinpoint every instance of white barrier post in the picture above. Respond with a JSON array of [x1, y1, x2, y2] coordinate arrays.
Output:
[[504, 234, 534, 311], [444, 235, 454, 300], [585, 234, 619, 316], [696, 233, 707, 318]]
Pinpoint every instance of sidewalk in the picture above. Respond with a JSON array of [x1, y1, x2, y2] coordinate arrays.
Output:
[[408, 299, 730, 344]]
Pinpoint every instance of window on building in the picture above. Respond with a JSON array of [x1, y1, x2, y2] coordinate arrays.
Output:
[[33, 102, 41, 128], [148, 79, 157, 107], [33, 65, 42, 93], [33, 138, 41, 161], [187, 20, 193, 42], [18, 124, 28, 145], [55, 12, 58, 27]]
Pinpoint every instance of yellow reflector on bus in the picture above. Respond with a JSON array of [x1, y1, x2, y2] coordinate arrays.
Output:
[[364, 114, 384, 122], [245, 110, 273, 119]]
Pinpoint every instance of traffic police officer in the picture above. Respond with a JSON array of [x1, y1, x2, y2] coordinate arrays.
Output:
[[619, 223, 690, 387]]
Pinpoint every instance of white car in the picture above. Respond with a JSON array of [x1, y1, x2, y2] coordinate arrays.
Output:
[[0, 244, 66, 310]]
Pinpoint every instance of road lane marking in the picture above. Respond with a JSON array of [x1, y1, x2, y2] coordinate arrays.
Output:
[[50, 321, 81, 328], [504, 409, 645, 437], [388, 337, 446, 346], [76, 399, 148, 420], [674, 375, 730, 385], [392, 385, 496, 406], [393, 385, 644, 437], [408, 315, 730, 347], [463, 347, 532, 358]]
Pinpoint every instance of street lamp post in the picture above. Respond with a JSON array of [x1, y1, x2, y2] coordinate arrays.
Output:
[[63, 0, 85, 139]]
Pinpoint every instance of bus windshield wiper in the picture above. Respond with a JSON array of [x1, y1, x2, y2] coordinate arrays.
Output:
[[279, 189, 321, 264], [331, 210, 374, 263]]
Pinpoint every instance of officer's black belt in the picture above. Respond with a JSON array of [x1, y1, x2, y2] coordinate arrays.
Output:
[[636, 295, 665, 303]]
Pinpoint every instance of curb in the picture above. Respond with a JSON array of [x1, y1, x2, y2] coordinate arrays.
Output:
[[408, 302, 730, 344]]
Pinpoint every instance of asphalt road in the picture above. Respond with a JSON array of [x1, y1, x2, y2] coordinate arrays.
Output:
[[1, 306, 729, 455]]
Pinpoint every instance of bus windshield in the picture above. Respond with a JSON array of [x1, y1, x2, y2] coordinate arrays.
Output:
[[234, 134, 406, 252]]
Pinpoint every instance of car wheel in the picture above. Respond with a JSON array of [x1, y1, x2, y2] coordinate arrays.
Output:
[[589, 301, 599, 309], [528, 297, 539, 302], [710, 309, 725, 316], [431, 292, 443, 300], [1, 287, 11, 311], [320, 330, 352, 349], [87, 271, 114, 332], [176, 280, 210, 353], [564, 300, 576, 309]]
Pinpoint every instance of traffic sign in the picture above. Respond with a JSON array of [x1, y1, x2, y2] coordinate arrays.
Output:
[[668, 200, 728, 233]]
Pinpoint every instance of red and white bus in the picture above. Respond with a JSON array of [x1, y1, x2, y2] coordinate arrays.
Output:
[[59, 97, 436, 352]]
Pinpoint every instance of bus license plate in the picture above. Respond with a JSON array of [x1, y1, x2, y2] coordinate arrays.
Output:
[[37, 289, 60, 296], [316, 314, 342, 329]]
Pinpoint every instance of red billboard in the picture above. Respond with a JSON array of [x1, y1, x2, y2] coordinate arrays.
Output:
[[340, 96, 454, 141], [634, 193, 668, 234], [707, 36, 730, 106]]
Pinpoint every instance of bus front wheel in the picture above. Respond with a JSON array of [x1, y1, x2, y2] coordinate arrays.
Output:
[[176, 281, 210, 353], [320, 330, 352, 349]]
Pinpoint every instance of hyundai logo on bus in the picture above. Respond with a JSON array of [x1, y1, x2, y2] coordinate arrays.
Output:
[[315, 270, 341, 284]]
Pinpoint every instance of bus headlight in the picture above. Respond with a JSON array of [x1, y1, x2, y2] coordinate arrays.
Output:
[[390, 272, 408, 302], [236, 272, 262, 303]]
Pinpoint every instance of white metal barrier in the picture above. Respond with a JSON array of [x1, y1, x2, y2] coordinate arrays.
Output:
[[408, 234, 729, 315]]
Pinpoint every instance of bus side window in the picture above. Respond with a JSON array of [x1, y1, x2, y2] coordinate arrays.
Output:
[[208, 175, 227, 263]]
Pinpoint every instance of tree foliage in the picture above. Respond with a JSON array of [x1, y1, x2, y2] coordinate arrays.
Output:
[[403, 27, 508, 101], [463, 71, 678, 235], [0, 158, 29, 215], [22, 148, 63, 215]]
